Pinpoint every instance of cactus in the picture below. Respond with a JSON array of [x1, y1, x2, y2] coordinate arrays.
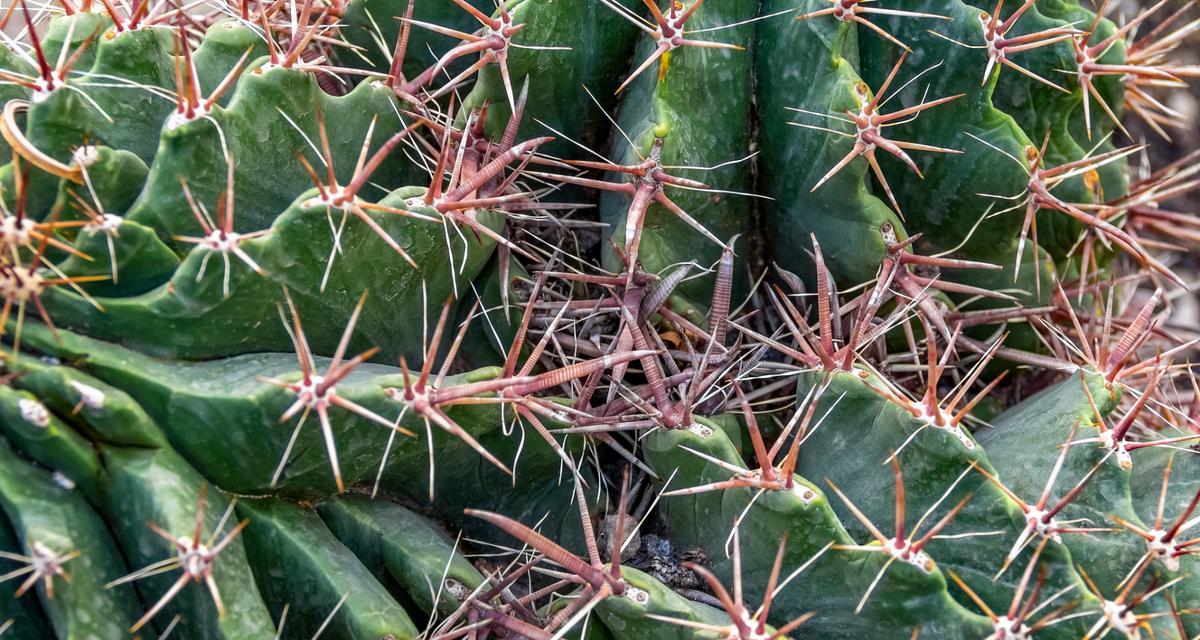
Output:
[[0, 0, 1198, 637]]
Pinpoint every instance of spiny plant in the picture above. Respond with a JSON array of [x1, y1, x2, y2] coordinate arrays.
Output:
[[0, 0, 1196, 637]]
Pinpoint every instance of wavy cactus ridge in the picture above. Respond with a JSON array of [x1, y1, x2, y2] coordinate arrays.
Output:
[[237, 497, 419, 640], [98, 443, 276, 638], [642, 419, 997, 637], [316, 496, 487, 618], [0, 438, 140, 639], [0, 0, 1196, 638], [757, 0, 907, 286], [788, 367, 1102, 633], [598, 0, 755, 307], [39, 184, 502, 361], [458, 0, 642, 156], [980, 370, 1200, 636]]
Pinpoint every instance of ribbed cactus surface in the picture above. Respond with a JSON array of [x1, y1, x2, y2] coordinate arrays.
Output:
[[0, 0, 1197, 637]]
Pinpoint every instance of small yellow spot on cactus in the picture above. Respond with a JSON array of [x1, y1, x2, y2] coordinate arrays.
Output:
[[1024, 146, 1038, 161], [1084, 169, 1103, 201], [653, 121, 670, 138], [658, 51, 671, 83]]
